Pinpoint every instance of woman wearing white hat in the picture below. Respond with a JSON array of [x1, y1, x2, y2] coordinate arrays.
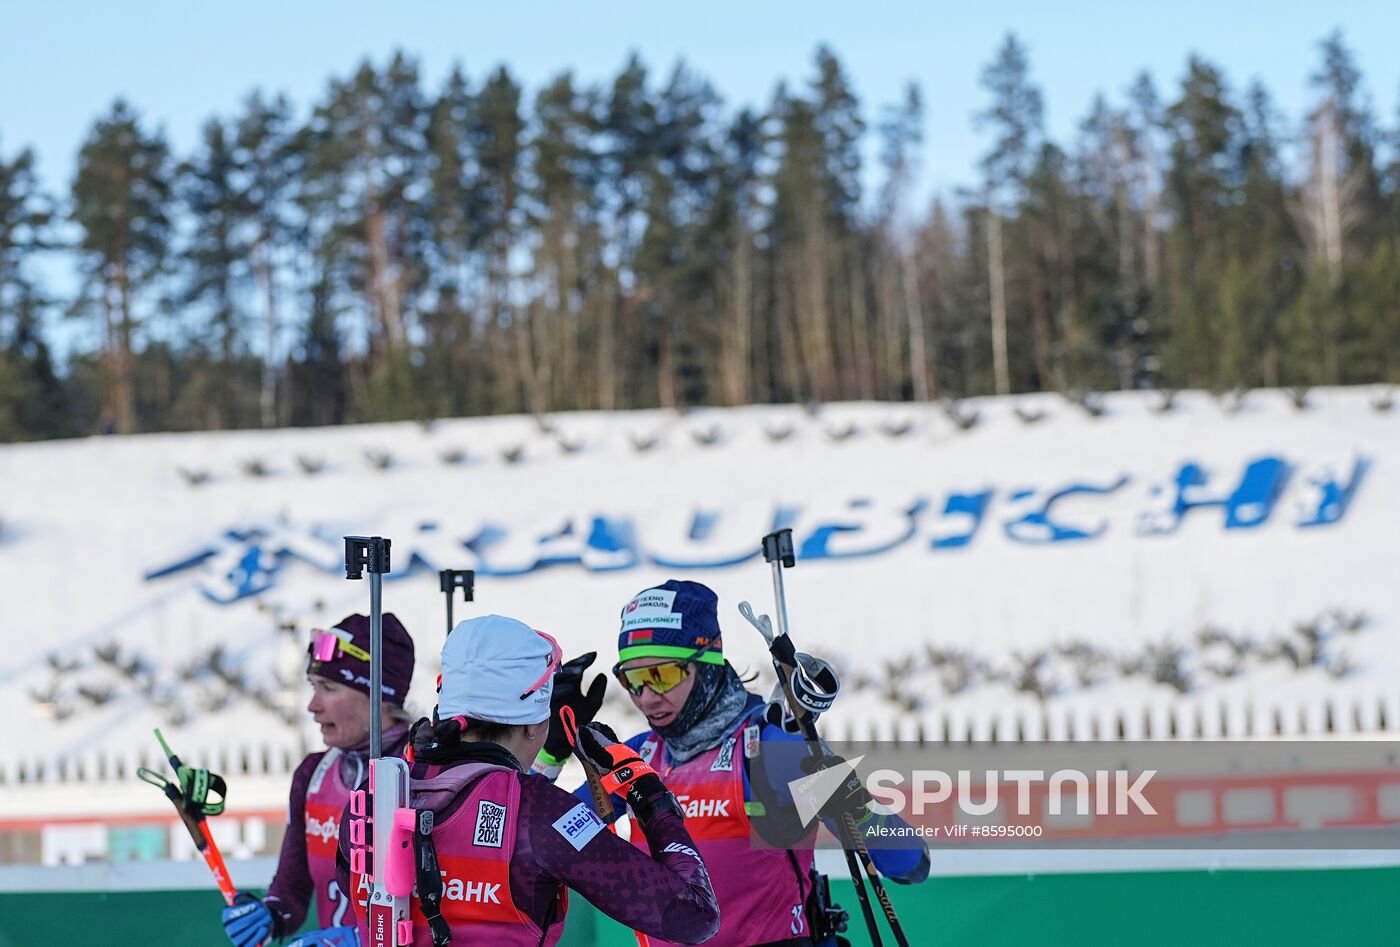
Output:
[[338, 613, 720, 946]]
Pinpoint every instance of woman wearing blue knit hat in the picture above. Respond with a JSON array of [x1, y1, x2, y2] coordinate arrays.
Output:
[[550, 579, 930, 947]]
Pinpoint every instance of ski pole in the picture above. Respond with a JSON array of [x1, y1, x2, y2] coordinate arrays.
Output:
[[345, 536, 393, 759], [558, 707, 651, 947], [137, 730, 241, 909], [758, 528, 912, 947], [438, 569, 475, 637], [758, 531, 882, 946], [344, 536, 417, 947]]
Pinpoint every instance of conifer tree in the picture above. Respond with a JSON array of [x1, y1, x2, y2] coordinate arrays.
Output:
[[977, 34, 1044, 394], [234, 91, 301, 427], [71, 100, 174, 433], [179, 117, 249, 427], [0, 141, 64, 439]]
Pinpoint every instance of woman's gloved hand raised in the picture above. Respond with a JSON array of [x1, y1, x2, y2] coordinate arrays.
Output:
[[541, 652, 608, 766], [575, 722, 681, 826]]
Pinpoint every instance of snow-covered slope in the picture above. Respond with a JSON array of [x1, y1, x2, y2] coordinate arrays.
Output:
[[2, 387, 1394, 803]]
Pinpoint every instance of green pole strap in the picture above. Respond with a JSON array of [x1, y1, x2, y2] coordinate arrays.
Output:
[[153, 728, 227, 818], [177, 767, 227, 817]]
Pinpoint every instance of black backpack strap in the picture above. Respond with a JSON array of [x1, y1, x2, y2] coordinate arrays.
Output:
[[535, 886, 562, 947], [413, 808, 452, 946]]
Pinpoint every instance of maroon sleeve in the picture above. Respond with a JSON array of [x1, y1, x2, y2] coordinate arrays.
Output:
[[512, 775, 719, 946], [263, 752, 322, 937]]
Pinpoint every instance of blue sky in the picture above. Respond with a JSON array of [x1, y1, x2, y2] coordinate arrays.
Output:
[[2, 1, 1397, 205]]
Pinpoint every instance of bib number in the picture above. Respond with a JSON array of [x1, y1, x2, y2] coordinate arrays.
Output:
[[325, 879, 351, 927]]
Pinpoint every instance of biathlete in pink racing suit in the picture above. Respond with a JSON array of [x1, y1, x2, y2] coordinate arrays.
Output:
[[220, 613, 415, 947], [550, 580, 930, 947], [335, 613, 720, 946]]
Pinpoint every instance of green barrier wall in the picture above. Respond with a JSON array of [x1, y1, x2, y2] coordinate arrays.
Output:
[[3, 867, 1393, 946], [591, 868, 1398, 946]]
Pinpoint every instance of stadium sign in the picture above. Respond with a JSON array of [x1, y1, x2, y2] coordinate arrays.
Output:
[[143, 453, 1369, 604]]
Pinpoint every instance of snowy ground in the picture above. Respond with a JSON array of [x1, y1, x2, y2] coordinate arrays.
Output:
[[2, 386, 1394, 823]]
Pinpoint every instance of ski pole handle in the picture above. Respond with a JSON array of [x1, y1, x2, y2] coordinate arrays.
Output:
[[155, 727, 183, 772], [760, 528, 796, 568], [558, 709, 650, 946], [343, 536, 392, 580], [559, 707, 615, 822], [760, 529, 796, 641], [439, 569, 475, 636]]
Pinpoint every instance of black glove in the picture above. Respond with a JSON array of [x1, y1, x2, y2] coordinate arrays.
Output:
[[542, 652, 608, 764], [576, 722, 680, 825], [799, 752, 874, 823]]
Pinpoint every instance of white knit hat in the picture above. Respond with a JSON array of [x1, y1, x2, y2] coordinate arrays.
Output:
[[438, 614, 560, 725]]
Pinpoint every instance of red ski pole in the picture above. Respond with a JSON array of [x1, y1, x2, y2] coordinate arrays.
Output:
[[138, 729, 244, 921]]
